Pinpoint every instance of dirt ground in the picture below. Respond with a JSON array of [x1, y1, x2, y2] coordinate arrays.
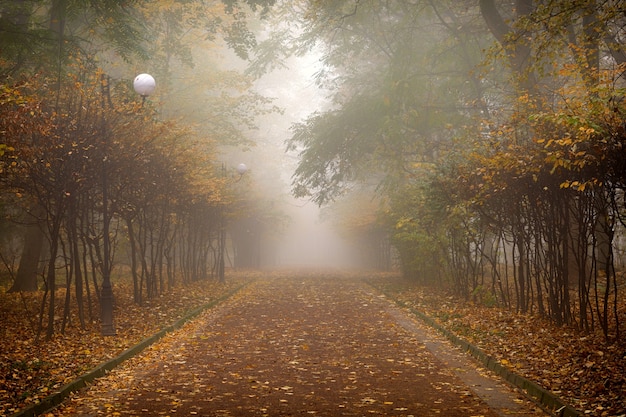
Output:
[[52, 274, 548, 416]]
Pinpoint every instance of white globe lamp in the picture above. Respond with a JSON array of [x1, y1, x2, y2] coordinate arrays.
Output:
[[237, 163, 248, 176], [133, 73, 156, 97]]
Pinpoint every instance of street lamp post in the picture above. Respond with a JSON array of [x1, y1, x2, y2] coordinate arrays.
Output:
[[100, 73, 156, 336], [218, 163, 247, 282]]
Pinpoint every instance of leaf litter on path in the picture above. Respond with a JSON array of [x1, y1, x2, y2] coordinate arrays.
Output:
[[0, 277, 248, 416], [52, 274, 547, 416]]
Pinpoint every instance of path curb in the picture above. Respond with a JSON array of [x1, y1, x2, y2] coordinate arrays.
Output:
[[376, 289, 581, 417], [10, 282, 249, 417]]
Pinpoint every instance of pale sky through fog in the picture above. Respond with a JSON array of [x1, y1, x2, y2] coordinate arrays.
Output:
[[276, 200, 358, 269], [248, 45, 359, 269]]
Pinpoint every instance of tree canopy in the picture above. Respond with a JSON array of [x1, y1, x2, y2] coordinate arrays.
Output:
[[0, 0, 275, 338], [259, 0, 626, 341]]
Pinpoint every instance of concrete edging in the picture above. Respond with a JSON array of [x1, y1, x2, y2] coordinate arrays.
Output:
[[378, 290, 581, 417], [10, 282, 249, 417]]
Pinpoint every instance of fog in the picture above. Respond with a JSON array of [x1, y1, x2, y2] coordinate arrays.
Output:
[[236, 45, 362, 270], [276, 200, 359, 269]]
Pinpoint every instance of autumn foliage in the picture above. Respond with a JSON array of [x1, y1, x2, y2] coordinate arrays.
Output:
[[289, 1, 626, 342], [374, 275, 626, 416], [0, 274, 248, 416], [0, 56, 244, 338]]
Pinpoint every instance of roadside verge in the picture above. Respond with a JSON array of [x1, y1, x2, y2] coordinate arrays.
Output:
[[9, 282, 250, 417], [371, 284, 581, 417]]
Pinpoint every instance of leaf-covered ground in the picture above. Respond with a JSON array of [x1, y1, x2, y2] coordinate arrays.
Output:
[[2, 271, 622, 416], [50, 273, 544, 416], [370, 275, 626, 417], [0, 272, 254, 416]]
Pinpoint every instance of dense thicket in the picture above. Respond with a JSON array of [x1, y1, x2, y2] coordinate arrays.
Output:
[[0, 0, 271, 339], [278, 0, 626, 340]]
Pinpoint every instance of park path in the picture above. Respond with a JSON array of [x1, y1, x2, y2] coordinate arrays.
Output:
[[54, 274, 547, 416]]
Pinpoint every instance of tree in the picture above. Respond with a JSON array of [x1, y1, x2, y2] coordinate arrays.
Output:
[[461, 0, 626, 335], [265, 0, 626, 338], [0, 0, 278, 338], [0, 0, 277, 296], [327, 186, 393, 271], [277, 1, 492, 280], [0, 0, 151, 294], [286, 2, 460, 195]]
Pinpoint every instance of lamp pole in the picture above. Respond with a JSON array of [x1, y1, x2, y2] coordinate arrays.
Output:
[[100, 73, 155, 336], [217, 163, 247, 283]]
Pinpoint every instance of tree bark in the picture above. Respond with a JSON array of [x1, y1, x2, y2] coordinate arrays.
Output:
[[479, 0, 536, 90], [9, 223, 43, 292]]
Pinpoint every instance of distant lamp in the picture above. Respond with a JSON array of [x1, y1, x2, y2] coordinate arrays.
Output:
[[237, 163, 248, 176], [133, 73, 156, 97]]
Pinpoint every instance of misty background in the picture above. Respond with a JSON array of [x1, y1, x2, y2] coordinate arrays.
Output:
[[227, 38, 360, 270], [3, 0, 623, 338]]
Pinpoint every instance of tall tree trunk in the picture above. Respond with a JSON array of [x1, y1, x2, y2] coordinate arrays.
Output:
[[479, 0, 537, 92], [9, 222, 43, 292], [126, 216, 141, 304], [69, 201, 86, 329], [45, 210, 64, 340]]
